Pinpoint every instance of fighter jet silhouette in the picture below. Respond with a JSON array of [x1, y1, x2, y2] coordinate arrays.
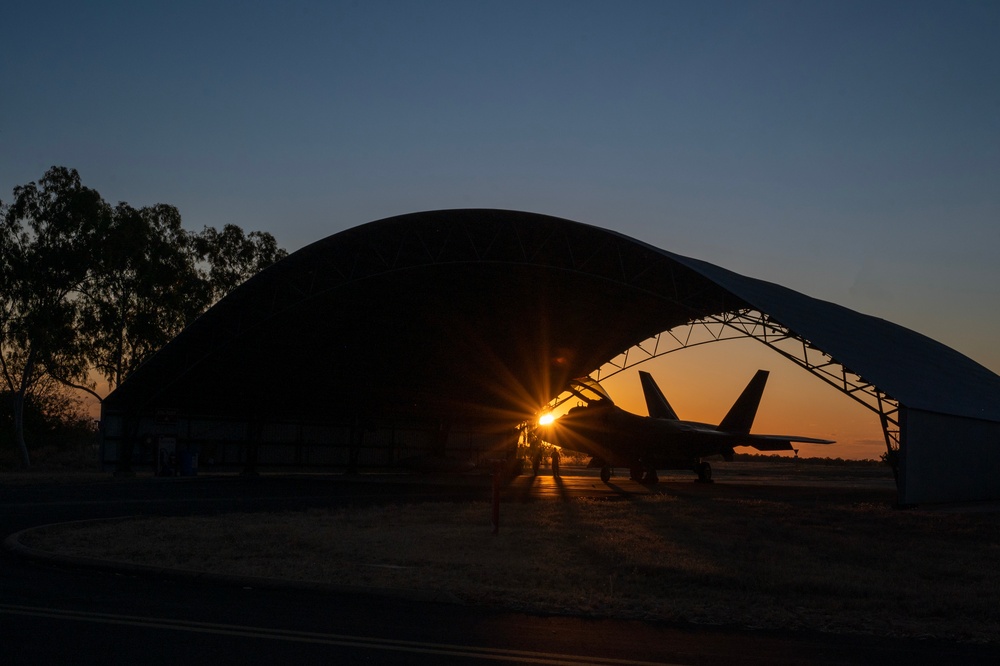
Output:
[[539, 370, 834, 483]]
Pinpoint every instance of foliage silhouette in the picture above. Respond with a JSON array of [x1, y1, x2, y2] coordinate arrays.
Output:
[[1, 167, 286, 467]]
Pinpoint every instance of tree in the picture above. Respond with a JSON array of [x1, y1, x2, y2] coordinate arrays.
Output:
[[81, 218, 287, 394], [2, 167, 288, 468], [193, 223, 288, 302], [81, 202, 209, 392], [1, 378, 96, 468], [0, 167, 108, 467]]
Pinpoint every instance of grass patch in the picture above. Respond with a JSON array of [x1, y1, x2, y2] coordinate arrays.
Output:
[[21, 492, 1000, 643]]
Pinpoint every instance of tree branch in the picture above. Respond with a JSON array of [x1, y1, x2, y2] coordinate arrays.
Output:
[[50, 374, 104, 404]]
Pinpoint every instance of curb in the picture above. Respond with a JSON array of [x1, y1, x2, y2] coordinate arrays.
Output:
[[4, 518, 463, 606]]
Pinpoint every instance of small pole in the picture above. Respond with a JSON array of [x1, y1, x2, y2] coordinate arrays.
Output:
[[491, 459, 501, 535]]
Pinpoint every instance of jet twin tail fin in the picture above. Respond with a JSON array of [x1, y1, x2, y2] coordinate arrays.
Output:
[[639, 369, 767, 429], [638, 371, 680, 420], [638, 368, 835, 447], [717, 369, 769, 434]]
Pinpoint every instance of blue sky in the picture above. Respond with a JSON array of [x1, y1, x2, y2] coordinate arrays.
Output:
[[3, 1, 998, 455]]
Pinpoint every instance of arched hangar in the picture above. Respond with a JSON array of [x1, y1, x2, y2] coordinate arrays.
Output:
[[100, 209, 1000, 504]]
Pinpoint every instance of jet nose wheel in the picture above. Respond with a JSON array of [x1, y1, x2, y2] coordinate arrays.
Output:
[[600, 465, 612, 483], [696, 461, 713, 483]]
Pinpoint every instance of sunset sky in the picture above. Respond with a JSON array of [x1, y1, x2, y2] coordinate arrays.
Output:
[[3, 1, 997, 460]]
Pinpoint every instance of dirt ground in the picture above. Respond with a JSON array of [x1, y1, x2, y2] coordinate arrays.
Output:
[[14, 461, 1000, 644]]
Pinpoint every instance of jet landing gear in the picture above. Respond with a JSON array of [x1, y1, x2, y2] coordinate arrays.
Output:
[[629, 466, 658, 483], [600, 465, 612, 483], [695, 461, 713, 483]]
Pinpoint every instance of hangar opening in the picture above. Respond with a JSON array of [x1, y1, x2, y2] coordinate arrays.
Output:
[[100, 209, 1000, 505]]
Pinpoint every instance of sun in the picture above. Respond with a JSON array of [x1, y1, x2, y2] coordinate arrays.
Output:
[[538, 413, 555, 426]]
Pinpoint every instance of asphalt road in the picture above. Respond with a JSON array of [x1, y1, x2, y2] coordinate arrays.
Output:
[[2, 471, 997, 665]]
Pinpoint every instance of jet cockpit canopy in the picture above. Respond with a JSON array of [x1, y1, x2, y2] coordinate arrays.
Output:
[[566, 377, 615, 406]]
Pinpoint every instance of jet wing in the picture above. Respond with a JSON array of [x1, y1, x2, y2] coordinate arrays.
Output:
[[741, 434, 836, 451]]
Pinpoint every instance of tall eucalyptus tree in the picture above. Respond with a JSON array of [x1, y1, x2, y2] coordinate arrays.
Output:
[[81, 202, 209, 394], [1, 167, 107, 467]]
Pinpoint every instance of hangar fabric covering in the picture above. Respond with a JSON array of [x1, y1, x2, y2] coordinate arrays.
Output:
[[102, 210, 1000, 503]]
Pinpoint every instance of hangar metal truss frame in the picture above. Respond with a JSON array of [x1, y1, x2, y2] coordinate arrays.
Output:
[[571, 309, 901, 461]]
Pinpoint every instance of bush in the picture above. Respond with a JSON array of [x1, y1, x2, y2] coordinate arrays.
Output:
[[0, 389, 99, 471]]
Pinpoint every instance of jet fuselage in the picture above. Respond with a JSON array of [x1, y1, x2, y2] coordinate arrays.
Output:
[[542, 401, 741, 470]]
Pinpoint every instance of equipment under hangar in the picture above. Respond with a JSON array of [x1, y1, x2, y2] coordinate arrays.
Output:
[[100, 209, 1000, 504]]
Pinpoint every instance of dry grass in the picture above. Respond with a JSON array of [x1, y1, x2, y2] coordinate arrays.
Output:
[[21, 491, 1000, 644]]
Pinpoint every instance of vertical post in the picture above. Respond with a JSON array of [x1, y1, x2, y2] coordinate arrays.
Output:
[[491, 459, 501, 535]]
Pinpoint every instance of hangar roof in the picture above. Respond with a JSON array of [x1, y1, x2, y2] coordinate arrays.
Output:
[[104, 209, 1000, 425], [653, 249, 1000, 423]]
